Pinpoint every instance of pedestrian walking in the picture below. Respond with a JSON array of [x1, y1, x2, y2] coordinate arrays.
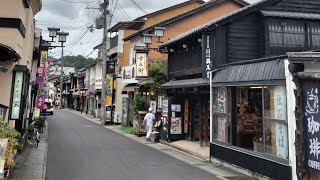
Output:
[[143, 108, 155, 141]]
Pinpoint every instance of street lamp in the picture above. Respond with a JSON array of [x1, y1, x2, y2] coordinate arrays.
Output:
[[46, 28, 69, 109], [47, 27, 60, 42], [56, 31, 69, 109]]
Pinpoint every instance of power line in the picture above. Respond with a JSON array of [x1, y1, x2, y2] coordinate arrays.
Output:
[[115, 1, 132, 21], [128, 0, 148, 15], [58, 0, 99, 4]]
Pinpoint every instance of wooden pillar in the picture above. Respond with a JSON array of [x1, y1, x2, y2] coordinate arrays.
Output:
[[199, 94, 204, 147], [204, 95, 209, 147]]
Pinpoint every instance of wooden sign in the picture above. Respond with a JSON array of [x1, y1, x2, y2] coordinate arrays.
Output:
[[184, 98, 189, 133]]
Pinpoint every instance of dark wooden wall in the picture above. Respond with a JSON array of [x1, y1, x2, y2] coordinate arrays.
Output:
[[226, 13, 261, 63], [264, 0, 320, 14], [168, 37, 202, 79]]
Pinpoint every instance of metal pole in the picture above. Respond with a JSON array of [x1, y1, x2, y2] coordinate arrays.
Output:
[[101, 0, 109, 125], [59, 42, 64, 109]]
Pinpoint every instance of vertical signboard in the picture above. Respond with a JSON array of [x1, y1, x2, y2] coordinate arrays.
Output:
[[136, 53, 148, 78], [10, 72, 24, 120], [202, 33, 214, 79], [106, 73, 113, 106], [184, 98, 189, 133], [302, 81, 320, 171], [273, 86, 288, 159]]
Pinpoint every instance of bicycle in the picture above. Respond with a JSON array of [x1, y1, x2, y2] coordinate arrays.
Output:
[[26, 120, 40, 148]]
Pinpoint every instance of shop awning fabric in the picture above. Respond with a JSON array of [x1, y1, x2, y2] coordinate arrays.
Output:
[[0, 43, 21, 61], [161, 78, 209, 89], [212, 60, 286, 86]]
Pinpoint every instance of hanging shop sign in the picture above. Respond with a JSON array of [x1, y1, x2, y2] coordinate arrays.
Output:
[[10, 72, 24, 120], [136, 53, 148, 78], [35, 94, 46, 109], [34, 108, 40, 119], [302, 81, 320, 171], [202, 33, 214, 79], [106, 73, 114, 106]]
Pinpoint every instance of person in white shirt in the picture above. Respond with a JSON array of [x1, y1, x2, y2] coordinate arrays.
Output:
[[143, 108, 155, 141]]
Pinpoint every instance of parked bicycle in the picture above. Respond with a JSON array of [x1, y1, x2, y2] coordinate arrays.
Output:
[[26, 120, 40, 148]]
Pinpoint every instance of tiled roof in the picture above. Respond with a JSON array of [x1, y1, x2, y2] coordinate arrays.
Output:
[[161, 78, 209, 89], [212, 59, 285, 86], [159, 0, 281, 48], [260, 10, 320, 20], [123, 0, 249, 41]]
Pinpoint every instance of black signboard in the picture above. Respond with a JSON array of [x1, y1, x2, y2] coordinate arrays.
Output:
[[302, 80, 320, 171], [202, 33, 214, 79]]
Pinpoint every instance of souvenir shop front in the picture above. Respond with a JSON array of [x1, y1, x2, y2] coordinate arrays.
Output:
[[210, 59, 293, 179]]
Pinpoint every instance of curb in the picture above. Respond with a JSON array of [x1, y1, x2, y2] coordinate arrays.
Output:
[[42, 121, 48, 180], [159, 140, 209, 161]]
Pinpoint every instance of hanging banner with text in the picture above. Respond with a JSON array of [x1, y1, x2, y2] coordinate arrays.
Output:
[[302, 80, 320, 171], [202, 33, 214, 79], [136, 52, 148, 78]]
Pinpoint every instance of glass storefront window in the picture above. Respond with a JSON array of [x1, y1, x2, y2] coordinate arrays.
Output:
[[212, 87, 230, 143], [263, 86, 288, 159], [212, 85, 289, 160]]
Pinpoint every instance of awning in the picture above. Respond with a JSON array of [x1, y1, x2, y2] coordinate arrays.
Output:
[[212, 60, 286, 87], [122, 85, 137, 93], [161, 78, 209, 89], [0, 43, 21, 61]]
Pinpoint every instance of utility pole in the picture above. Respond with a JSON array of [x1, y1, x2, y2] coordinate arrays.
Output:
[[59, 42, 64, 109], [101, 0, 109, 125]]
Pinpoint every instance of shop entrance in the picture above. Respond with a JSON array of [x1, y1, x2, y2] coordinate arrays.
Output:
[[189, 97, 200, 141]]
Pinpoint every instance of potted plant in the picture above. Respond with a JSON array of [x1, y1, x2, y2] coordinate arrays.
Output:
[[132, 92, 148, 135], [0, 118, 21, 178]]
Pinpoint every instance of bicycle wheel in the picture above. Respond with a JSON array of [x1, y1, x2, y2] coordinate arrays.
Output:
[[26, 131, 36, 146]]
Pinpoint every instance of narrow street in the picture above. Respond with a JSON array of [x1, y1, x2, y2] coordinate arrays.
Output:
[[46, 110, 219, 180]]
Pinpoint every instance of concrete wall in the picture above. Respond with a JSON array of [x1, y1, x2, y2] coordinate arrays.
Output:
[[0, 0, 42, 123]]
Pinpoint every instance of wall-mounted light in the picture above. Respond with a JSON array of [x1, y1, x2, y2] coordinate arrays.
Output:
[[142, 34, 153, 46], [47, 27, 60, 38], [169, 48, 175, 53], [183, 44, 188, 49], [154, 27, 166, 42], [198, 38, 203, 43]]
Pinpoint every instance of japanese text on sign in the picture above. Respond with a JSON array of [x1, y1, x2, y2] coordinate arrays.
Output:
[[273, 86, 288, 159], [204, 35, 212, 79], [136, 53, 148, 77], [304, 87, 320, 170], [10, 72, 24, 120]]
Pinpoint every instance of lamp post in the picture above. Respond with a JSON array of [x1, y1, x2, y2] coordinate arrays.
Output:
[[47, 27, 69, 109]]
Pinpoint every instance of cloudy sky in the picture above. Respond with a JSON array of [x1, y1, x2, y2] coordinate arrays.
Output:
[[35, 0, 261, 59]]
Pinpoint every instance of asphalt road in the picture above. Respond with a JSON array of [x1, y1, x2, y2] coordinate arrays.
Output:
[[46, 109, 219, 180]]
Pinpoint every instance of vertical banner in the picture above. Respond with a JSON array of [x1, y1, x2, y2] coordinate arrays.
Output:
[[202, 33, 214, 79], [302, 81, 320, 171], [10, 72, 24, 120], [106, 73, 113, 106], [136, 53, 148, 77], [273, 86, 288, 159]]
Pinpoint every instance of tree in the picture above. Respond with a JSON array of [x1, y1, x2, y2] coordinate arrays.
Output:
[[61, 55, 95, 69], [148, 61, 168, 98]]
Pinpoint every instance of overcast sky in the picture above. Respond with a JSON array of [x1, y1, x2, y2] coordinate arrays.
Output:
[[35, 0, 261, 59]]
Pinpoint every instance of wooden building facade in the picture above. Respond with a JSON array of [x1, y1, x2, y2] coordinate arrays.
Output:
[[160, 0, 320, 179]]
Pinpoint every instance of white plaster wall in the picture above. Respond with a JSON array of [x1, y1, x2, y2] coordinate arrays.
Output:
[[284, 59, 297, 180]]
